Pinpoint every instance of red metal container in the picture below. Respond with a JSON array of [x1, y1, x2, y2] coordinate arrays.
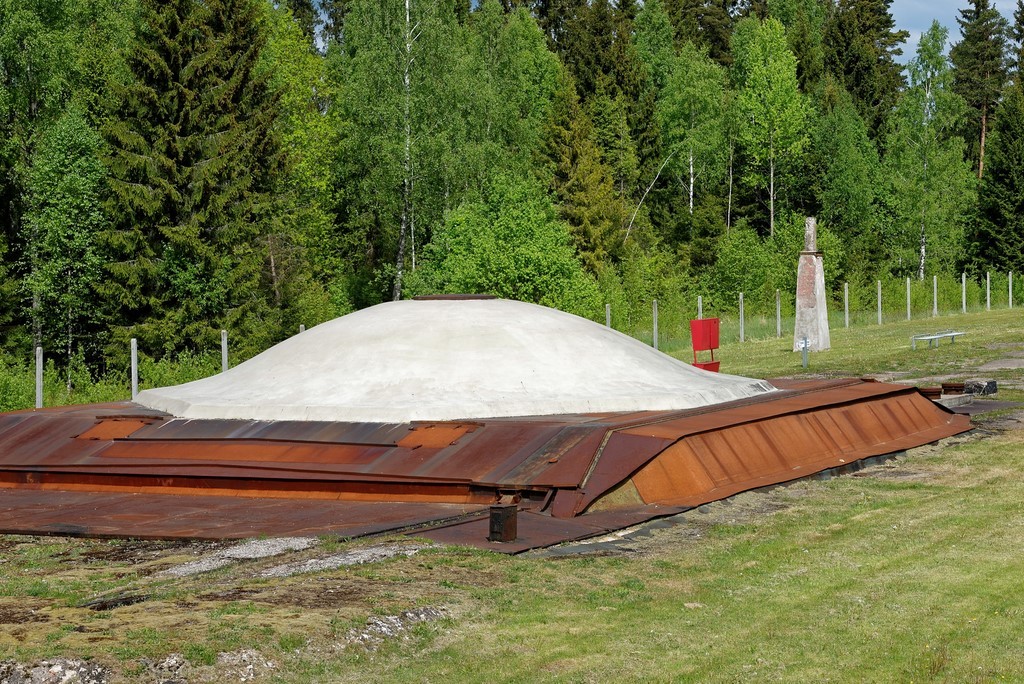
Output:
[[690, 318, 720, 351]]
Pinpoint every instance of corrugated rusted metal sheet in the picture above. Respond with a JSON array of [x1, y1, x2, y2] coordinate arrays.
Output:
[[0, 379, 971, 550]]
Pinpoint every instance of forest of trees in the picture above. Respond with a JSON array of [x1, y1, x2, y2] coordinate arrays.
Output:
[[1, 0, 1023, 378]]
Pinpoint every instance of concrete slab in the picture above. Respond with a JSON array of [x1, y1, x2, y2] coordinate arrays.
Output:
[[136, 299, 776, 422]]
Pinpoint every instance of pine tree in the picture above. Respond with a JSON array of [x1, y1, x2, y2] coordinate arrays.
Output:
[[823, 0, 909, 140], [664, 0, 735, 66], [768, 0, 825, 90], [537, 73, 623, 269], [1011, 0, 1024, 71], [950, 0, 1008, 178], [102, 0, 287, 357], [965, 83, 1024, 274], [284, 0, 319, 41]]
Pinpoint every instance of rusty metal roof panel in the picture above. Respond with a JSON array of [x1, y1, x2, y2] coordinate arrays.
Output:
[[0, 488, 486, 540], [0, 378, 971, 549]]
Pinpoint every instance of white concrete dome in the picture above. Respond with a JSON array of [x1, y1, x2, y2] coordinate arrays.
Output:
[[135, 298, 776, 422]]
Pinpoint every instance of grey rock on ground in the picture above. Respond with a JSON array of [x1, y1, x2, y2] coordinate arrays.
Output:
[[0, 659, 108, 684], [261, 542, 427, 578]]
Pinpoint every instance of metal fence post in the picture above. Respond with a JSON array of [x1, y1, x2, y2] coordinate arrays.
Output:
[[652, 299, 658, 350], [221, 330, 229, 373], [299, 324, 305, 334], [605, 303, 611, 328], [130, 338, 138, 400], [987, 271, 991, 311], [697, 295, 703, 320], [1010, 272, 1014, 309], [35, 346, 43, 409], [906, 277, 911, 321], [932, 275, 938, 317], [877, 280, 882, 325], [775, 289, 781, 338], [962, 272, 966, 314], [844, 282, 849, 329], [739, 292, 745, 343]]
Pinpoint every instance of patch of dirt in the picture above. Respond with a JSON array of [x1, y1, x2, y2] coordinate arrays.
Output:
[[78, 538, 200, 565], [0, 603, 48, 625], [196, 587, 263, 602], [255, 580, 375, 609]]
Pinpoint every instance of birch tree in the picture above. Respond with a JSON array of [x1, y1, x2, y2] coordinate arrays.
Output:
[[882, 21, 974, 279], [736, 18, 807, 236], [658, 42, 726, 215]]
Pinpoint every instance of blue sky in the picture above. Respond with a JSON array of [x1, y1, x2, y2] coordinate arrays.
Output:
[[890, 0, 1015, 61]]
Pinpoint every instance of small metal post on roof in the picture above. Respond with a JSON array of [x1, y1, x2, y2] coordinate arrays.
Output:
[[906, 277, 911, 320], [605, 303, 611, 328], [697, 295, 703, 320], [932, 275, 938, 317], [652, 299, 659, 350], [962, 272, 967, 314], [221, 330, 228, 373], [488, 503, 517, 543], [739, 292, 745, 343], [775, 289, 781, 338], [844, 282, 849, 328], [299, 324, 305, 334], [130, 338, 138, 400], [987, 271, 991, 311], [877, 280, 882, 325], [35, 346, 43, 409]]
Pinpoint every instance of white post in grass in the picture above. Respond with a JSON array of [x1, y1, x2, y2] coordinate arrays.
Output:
[[605, 303, 611, 328], [1010, 272, 1014, 309], [775, 289, 781, 338], [844, 282, 849, 329], [221, 330, 228, 373], [299, 324, 305, 334], [652, 299, 658, 350], [906, 277, 911, 321], [962, 272, 967, 314], [932, 275, 938, 317], [697, 295, 703, 320], [987, 271, 991, 311], [877, 280, 882, 325], [35, 346, 43, 409], [739, 292, 745, 343], [130, 338, 138, 400]]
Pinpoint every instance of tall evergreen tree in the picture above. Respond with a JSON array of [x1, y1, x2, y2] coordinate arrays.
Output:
[[102, 0, 287, 357], [965, 83, 1024, 274], [768, 0, 825, 90], [950, 0, 1008, 178], [1011, 0, 1024, 71], [282, 0, 319, 41], [664, 0, 735, 66], [537, 73, 623, 269], [823, 0, 908, 140]]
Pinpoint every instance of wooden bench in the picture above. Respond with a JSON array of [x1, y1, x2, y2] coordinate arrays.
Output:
[[911, 330, 965, 350]]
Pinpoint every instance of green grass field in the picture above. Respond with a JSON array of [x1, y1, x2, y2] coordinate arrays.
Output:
[[1, 307, 1023, 682]]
